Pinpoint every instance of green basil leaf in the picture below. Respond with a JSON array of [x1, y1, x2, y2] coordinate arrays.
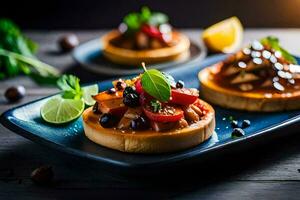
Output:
[[260, 36, 297, 64], [140, 6, 151, 23], [141, 68, 171, 102]]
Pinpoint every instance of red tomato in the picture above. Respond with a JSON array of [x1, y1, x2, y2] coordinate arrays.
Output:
[[169, 88, 199, 105], [135, 79, 143, 94], [143, 106, 184, 122], [141, 24, 162, 39]]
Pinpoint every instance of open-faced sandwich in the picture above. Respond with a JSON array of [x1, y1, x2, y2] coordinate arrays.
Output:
[[101, 7, 190, 65], [199, 36, 300, 112], [82, 63, 215, 153]]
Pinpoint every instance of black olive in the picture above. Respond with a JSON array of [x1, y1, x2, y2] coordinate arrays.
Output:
[[58, 34, 79, 52], [107, 88, 116, 94], [31, 165, 54, 185], [123, 86, 136, 97], [123, 93, 140, 107], [176, 80, 185, 88], [99, 113, 118, 128], [116, 81, 126, 90], [92, 102, 101, 114], [5, 86, 26, 103], [131, 116, 149, 130], [231, 128, 245, 137], [242, 120, 251, 128], [230, 120, 239, 128]]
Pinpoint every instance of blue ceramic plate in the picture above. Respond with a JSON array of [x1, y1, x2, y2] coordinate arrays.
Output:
[[1, 55, 300, 170], [72, 37, 206, 75]]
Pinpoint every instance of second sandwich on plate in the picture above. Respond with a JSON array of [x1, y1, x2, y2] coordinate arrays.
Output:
[[199, 36, 300, 112]]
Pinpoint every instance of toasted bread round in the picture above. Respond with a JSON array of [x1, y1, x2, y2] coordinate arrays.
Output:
[[101, 30, 191, 65], [199, 66, 300, 112], [82, 101, 215, 154]]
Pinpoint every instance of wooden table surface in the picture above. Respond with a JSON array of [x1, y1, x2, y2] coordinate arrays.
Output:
[[1, 29, 300, 200]]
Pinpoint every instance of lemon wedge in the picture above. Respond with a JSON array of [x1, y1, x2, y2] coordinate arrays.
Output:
[[202, 16, 243, 53]]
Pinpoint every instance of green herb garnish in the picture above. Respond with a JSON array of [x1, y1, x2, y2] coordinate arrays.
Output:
[[141, 62, 171, 102], [57, 74, 82, 99], [41, 75, 99, 124], [0, 19, 60, 84], [56, 74, 98, 105], [260, 36, 297, 64], [123, 6, 168, 34], [150, 99, 162, 112]]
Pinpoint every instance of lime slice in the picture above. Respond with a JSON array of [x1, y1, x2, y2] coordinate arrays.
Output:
[[41, 96, 85, 124], [82, 84, 98, 106]]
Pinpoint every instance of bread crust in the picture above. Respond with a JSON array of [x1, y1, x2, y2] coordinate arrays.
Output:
[[198, 66, 300, 112], [101, 30, 191, 65], [82, 101, 215, 153]]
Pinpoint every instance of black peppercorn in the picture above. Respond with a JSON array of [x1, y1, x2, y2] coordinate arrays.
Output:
[[231, 128, 245, 137], [99, 113, 118, 128], [230, 120, 239, 128], [31, 165, 54, 185], [131, 116, 149, 130], [242, 120, 251, 128], [176, 80, 185, 88], [123, 93, 140, 107], [58, 34, 79, 52], [5, 86, 26, 102]]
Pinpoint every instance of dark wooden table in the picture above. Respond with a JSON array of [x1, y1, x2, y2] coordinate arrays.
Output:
[[1, 30, 300, 199]]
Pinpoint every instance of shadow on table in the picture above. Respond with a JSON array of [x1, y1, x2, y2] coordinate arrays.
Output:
[[1, 126, 300, 198]]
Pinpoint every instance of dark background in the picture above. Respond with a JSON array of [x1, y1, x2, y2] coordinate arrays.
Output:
[[1, 0, 300, 29]]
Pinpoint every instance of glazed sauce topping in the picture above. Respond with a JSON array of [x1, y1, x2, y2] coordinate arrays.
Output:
[[213, 41, 300, 94]]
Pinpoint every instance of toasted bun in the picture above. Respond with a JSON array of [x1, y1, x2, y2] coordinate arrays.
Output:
[[199, 66, 300, 112], [101, 30, 191, 65], [82, 101, 215, 154]]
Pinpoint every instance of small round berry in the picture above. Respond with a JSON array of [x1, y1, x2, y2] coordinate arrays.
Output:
[[99, 113, 118, 128], [123, 86, 136, 97], [123, 93, 140, 107], [58, 34, 79, 52], [231, 128, 245, 137], [242, 120, 251, 128], [107, 88, 116, 94], [5, 86, 26, 102], [230, 120, 239, 128], [176, 80, 185, 88], [116, 81, 126, 90], [131, 116, 149, 130]]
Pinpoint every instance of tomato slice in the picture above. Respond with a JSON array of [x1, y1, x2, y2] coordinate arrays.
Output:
[[141, 24, 162, 39], [135, 79, 143, 94], [170, 88, 199, 105], [143, 106, 183, 122]]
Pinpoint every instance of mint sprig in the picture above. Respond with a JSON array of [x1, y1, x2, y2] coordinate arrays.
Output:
[[141, 62, 171, 102], [260, 36, 297, 64], [56, 74, 98, 105]]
